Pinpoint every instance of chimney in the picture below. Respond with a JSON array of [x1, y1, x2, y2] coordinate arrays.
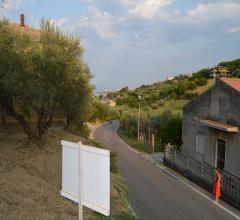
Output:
[[20, 14, 25, 27]]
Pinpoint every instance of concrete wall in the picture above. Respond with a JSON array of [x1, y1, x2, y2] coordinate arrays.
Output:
[[182, 79, 240, 178]]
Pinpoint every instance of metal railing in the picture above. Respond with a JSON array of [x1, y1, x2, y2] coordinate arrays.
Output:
[[221, 169, 240, 202], [164, 145, 240, 204]]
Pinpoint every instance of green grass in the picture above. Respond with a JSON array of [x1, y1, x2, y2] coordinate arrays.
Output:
[[158, 80, 214, 114], [157, 99, 189, 114], [118, 128, 149, 153]]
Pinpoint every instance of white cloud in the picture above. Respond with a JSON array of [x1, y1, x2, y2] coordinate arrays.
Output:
[[121, 0, 172, 19], [228, 26, 240, 33], [3, 0, 36, 11], [76, 5, 115, 39], [184, 2, 240, 24], [49, 17, 68, 28], [4, 0, 23, 11]]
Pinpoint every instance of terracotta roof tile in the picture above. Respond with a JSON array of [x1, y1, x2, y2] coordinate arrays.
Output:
[[221, 78, 240, 92], [9, 23, 40, 36]]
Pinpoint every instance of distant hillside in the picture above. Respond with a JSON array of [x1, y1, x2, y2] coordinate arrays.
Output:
[[105, 58, 239, 111], [107, 75, 213, 110]]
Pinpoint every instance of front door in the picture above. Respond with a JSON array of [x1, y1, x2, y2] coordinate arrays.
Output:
[[217, 139, 226, 170]]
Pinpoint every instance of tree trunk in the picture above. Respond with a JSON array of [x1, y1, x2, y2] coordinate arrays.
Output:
[[3, 95, 35, 140], [37, 101, 54, 137], [8, 110, 35, 139], [37, 107, 45, 136], [45, 113, 53, 130], [66, 117, 70, 129], [0, 107, 7, 128]]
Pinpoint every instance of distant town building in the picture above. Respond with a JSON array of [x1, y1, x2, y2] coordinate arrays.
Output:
[[9, 14, 40, 36], [167, 76, 174, 81], [218, 66, 231, 76], [184, 73, 193, 78], [182, 78, 240, 178], [107, 100, 116, 107], [211, 66, 231, 77]]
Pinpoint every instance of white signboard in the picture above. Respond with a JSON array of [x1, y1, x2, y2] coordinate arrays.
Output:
[[60, 140, 110, 217]]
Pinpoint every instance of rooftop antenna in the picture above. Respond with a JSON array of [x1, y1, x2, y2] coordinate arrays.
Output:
[[0, 0, 7, 20]]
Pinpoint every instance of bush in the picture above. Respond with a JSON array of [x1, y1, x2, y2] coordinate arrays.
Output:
[[150, 103, 158, 109], [66, 123, 90, 138], [120, 110, 183, 150], [157, 100, 165, 106], [192, 68, 211, 79], [196, 77, 207, 86], [184, 92, 199, 99], [110, 152, 118, 174]]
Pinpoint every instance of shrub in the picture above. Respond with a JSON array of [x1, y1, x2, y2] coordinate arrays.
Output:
[[110, 152, 118, 174], [184, 92, 199, 99], [150, 103, 158, 109]]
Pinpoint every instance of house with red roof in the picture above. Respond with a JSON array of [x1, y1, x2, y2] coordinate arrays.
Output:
[[9, 14, 40, 36], [182, 77, 240, 178]]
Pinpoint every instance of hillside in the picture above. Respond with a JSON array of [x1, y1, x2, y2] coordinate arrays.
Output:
[[107, 77, 214, 113], [0, 126, 138, 220], [105, 58, 240, 113]]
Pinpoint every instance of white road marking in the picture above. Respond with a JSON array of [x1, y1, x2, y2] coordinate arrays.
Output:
[[116, 132, 240, 220]]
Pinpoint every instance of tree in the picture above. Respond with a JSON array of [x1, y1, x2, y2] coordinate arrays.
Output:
[[0, 20, 93, 139], [192, 68, 211, 79], [0, 20, 33, 135]]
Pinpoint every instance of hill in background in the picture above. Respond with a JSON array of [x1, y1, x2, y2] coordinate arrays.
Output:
[[104, 58, 240, 113]]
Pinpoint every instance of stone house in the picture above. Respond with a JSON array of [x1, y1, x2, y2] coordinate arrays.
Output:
[[182, 78, 240, 178]]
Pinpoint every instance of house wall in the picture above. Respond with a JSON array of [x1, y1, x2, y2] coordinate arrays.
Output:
[[182, 79, 240, 178]]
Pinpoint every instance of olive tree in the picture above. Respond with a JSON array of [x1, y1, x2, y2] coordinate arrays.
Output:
[[0, 20, 93, 139]]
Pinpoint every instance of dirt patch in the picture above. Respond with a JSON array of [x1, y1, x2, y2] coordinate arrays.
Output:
[[0, 127, 134, 220]]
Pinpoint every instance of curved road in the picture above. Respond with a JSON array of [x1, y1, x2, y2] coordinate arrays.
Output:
[[93, 120, 240, 220]]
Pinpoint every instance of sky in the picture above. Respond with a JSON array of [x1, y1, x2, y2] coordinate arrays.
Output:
[[2, 0, 240, 91]]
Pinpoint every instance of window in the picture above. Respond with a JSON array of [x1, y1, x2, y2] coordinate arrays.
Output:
[[196, 132, 205, 155], [217, 139, 226, 170]]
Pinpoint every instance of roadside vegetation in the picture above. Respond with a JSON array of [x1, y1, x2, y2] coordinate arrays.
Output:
[[119, 110, 182, 152], [0, 124, 141, 220], [0, 20, 141, 220], [103, 59, 240, 152]]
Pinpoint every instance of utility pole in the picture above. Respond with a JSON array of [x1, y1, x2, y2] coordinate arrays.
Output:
[[151, 133, 155, 153], [148, 127, 151, 147], [137, 95, 141, 142]]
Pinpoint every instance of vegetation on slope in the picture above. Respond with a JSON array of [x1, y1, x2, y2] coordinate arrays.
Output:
[[0, 125, 140, 220], [107, 70, 213, 110], [0, 20, 141, 220]]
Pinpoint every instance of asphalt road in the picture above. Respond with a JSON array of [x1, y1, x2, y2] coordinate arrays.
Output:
[[93, 120, 240, 220]]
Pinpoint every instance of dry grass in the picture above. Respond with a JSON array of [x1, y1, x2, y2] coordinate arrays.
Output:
[[0, 126, 135, 220]]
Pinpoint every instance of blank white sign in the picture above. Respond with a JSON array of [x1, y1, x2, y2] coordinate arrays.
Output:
[[61, 141, 79, 203], [60, 140, 110, 216]]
